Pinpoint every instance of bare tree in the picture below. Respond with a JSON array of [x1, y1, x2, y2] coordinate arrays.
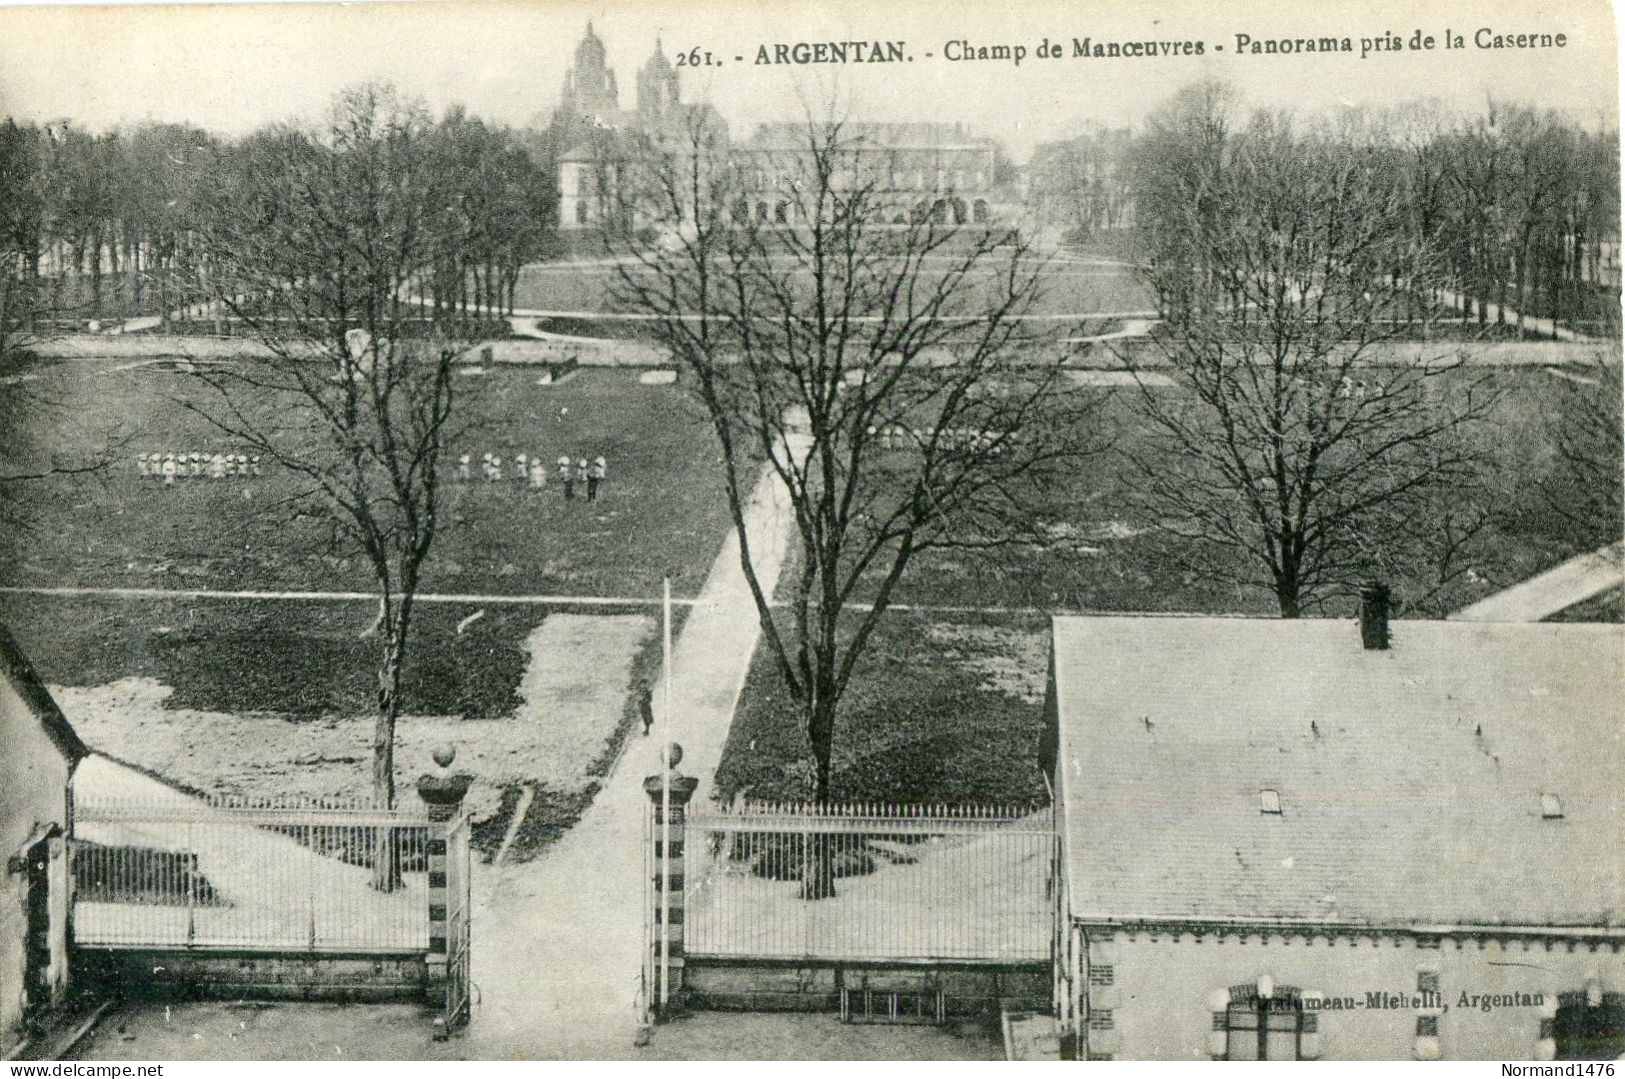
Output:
[[1127, 96, 1496, 617], [607, 113, 1100, 894], [0, 120, 127, 528], [1544, 352, 1625, 549], [184, 85, 470, 885], [0, 118, 58, 371]]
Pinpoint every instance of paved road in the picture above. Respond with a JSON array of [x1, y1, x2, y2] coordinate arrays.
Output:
[[1436, 286, 1592, 342], [462, 443, 801, 1058]]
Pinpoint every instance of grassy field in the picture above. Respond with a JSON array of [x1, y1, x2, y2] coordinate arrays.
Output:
[[721, 361, 1621, 805], [513, 254, 1155, 319], [713, 610, 1051, 806], [830, 365, 1615, 617], [0, 593, 531, 717], [9, 272, 1618, 822], [1, 363, 733, 597], [0, 352, 731, 858]]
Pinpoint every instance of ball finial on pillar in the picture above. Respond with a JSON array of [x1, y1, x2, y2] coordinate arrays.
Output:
[[432, 744, 457, 771]]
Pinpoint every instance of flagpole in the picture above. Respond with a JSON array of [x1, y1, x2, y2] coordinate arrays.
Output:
[[659, 575, 672, 1006]]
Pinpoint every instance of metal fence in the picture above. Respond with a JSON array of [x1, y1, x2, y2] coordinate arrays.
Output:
[[685, 801, 1054, 962], [71, 797, 431, 952]]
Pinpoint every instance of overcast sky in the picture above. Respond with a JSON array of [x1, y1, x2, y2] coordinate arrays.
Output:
[[0, 0, 1617, 160]]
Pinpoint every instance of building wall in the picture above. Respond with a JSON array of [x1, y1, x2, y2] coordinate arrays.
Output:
[[559, 160, 594, 229], [0, 677, 73, 1050], [682, 957, 1049, 1016], [1069, 925, 1625, 1061]]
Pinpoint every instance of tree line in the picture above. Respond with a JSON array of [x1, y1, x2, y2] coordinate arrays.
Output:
[[1122, 81, 1620, 619], [0, 90, 558, 349], [1034, 91, 1618, 334]]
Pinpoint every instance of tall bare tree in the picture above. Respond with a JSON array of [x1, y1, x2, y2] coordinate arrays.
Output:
[[607, 113, 1100, 892], [1543, 352, 1625, 549], [0, 118, 53, 369], [0, 120, 126, 527], [185, 85, 470, 882], [1128, 94, 1496, 617]]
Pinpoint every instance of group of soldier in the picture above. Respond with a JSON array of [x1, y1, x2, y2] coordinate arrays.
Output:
[[456, 452, 609, 501], [866, 425, 1006, 452], [136, 451, 263, 483]]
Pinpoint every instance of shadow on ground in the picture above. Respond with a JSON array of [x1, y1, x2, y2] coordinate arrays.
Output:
[[69, 1000, 1001, 1061]]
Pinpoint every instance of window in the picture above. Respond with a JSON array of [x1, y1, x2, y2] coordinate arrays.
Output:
[[1223, 987, 1308, 1061], [1089, 964, 1115, 987], [1553, 990, 1625, 1060], [575, 202, 589, 225], [1417, 1016, 1439, 1037], [1418, 971, 1440, 995]]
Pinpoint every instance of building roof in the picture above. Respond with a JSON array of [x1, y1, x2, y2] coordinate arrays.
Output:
[[1052, 615, 1625, 930], [1450, 540, 1625, 623], [0, 623, 89, 765]]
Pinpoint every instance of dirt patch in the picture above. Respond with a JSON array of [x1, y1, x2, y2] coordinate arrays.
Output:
[[926, 622, 1049, 704]]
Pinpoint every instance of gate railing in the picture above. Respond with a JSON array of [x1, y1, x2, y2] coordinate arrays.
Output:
[[684, 801, 1054, 963], [71, 797, 431, 952]]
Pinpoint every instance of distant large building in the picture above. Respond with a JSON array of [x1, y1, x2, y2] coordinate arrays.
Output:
[[554, 22, 621, 132], [552, 26, 1016, 236], [553, 25, 727, 233], [1045, 594, 1625, 1061], [733, 121, 1014, 229]]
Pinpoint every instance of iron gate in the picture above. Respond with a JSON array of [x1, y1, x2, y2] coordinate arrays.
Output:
[[685, 801, 1055, 962]]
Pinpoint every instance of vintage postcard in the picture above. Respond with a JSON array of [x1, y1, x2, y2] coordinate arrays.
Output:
[[0, 0, 1620, 1065]]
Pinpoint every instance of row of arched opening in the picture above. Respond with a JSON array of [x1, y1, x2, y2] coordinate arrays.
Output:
[[735, 197, 991, 227]]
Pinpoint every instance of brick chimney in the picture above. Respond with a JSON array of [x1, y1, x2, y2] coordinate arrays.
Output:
[[1360, 582, 1391, 651]]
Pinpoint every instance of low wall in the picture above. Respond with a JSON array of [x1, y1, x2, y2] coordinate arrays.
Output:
[[681, 956, 1048, 1017], [72, 948, 427, 1004]]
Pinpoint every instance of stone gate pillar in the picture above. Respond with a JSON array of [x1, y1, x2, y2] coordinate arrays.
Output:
[[417, 746, 472, 1020], [644, 747, 699, 1017]]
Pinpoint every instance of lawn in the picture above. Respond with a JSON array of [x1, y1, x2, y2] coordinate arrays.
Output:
[[719, 361, 1621, 807], [0, 350, 732, 860], [713, 609, 1051, 806], [833, 364, 1618, 618], [513, 254, 1154, 320], [0, 362, 734, 598]]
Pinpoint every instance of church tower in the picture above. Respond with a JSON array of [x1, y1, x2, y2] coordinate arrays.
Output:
[[635, 38, 680, 121], [558, 22, 620, 126]]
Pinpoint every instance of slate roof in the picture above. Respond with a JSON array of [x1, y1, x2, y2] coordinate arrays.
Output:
[[0, 622, 88, 765], [1052, 616, 1625, 930]]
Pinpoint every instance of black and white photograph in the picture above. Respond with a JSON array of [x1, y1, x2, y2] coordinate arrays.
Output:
[[0, 0, 1620, 1064]]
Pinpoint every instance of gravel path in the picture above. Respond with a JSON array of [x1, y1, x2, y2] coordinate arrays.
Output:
[[464, 441, 801, 1058]]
